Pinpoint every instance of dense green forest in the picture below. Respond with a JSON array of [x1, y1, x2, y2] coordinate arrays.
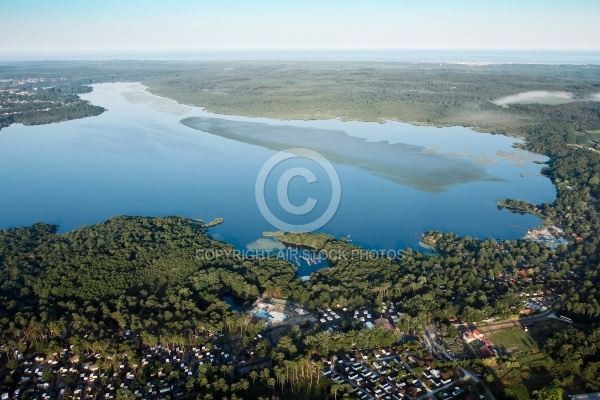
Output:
[[1, 214, 546, 354], [145, 62, 600, 135], [0, 216, 302, 346]]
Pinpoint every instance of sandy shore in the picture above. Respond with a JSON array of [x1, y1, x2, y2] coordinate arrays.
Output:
[[525, 225, 565, 241]]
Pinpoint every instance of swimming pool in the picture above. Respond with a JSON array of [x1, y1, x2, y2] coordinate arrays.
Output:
[[254, 310, 269, 319]]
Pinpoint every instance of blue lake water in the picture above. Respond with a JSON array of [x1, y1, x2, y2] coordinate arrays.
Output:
[[0, 82, 556, 255]]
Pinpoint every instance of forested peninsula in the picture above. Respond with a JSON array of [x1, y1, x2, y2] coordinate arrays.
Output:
[[0, 77, 104, 130]]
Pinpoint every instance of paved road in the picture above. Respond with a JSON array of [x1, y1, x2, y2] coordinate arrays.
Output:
[[470, 310, 558, 333], [460, 367, 497, 400]]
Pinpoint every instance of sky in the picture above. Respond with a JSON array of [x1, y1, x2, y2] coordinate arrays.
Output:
[[1, 0, 599, 57]]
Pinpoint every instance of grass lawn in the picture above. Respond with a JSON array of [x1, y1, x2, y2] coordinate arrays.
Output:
[[487, 327, 539, 355], [517, 352, 549, 364], [586, 131, 600, 142], [577, 135, 592, 145]]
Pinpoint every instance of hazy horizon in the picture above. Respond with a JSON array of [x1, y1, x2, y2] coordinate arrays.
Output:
[[2, 0, 599, 60], [2, 48, 600, 64]]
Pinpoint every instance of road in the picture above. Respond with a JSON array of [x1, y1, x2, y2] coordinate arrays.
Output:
[[460, 367, 497, 400], [469, 310, 560, 333], [421, 313, 568, 400]]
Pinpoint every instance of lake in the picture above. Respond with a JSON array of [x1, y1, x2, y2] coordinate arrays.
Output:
[[0, 82, 556, 264]]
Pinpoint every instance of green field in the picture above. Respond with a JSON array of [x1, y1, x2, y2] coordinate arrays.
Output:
[[487, 320, 569, 357], [517, 352, 550, 364], [576, 135, 592, 145], [487, 327, 540, 355], [586, 130, 600, 142]]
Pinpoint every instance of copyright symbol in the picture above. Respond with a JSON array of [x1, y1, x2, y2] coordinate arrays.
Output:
[[255, 148, 341, 232]]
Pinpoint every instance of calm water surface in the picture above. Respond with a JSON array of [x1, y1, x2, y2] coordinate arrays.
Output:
[[0, 83, 556, 258]]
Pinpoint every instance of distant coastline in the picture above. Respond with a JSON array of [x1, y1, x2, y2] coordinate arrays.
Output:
[[2, 49, 600, 64]]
